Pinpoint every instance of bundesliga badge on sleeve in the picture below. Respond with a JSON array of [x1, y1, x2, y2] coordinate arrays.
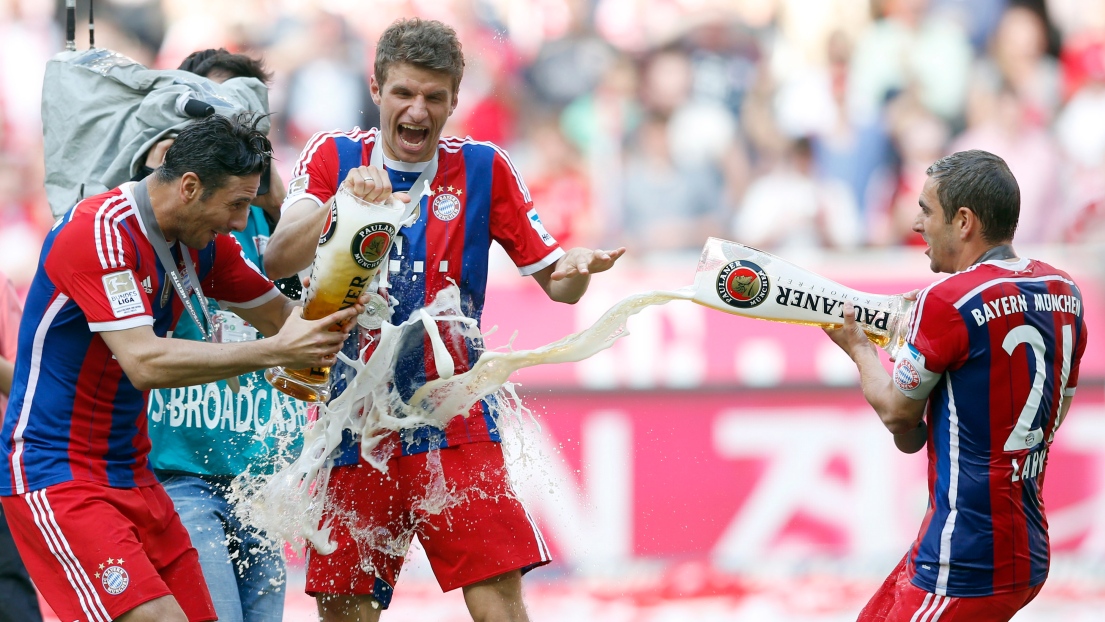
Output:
[[266, 186, 407, 402]]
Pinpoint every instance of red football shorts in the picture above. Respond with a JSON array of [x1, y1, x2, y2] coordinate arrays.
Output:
[[1, 480, 215, 622], [306, 441, 551, 607], [859, 554, 1044, 622]]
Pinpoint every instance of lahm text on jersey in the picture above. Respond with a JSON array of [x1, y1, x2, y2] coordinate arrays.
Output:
[[1012, 446, 1048, 483]]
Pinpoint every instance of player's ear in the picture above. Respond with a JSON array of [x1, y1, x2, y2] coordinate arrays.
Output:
[[956, 206, 975, 240], [369, 74, 382, 106], [180, 172, 202, 203]]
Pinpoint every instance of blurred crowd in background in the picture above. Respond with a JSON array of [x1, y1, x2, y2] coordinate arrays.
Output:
[[1, 0, 1105, 295]]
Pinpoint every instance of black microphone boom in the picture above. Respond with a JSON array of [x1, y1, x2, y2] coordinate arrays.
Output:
[[182, 99, 216, 118], [65, 0, 76, 51]]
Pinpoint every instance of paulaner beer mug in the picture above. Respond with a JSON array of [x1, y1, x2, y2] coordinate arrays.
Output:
[[266, 186, 406, 402], [693, 238, 914, 358]]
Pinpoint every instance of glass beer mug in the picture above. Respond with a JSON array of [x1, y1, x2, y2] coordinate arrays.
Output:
[[266, 186, 406, 402], [692, 237, 914, 359]]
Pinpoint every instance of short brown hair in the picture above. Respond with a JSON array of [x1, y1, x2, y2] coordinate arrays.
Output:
[[374, 18, 465, 92], [925, 150, 1020, 243]]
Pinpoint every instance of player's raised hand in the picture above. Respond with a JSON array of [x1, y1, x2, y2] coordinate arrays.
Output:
[[550, 247, 627, 281], [144, 136, 176, 168], [823, 301, 876, 361], [883, 289, 921, 362], [270, 304, 362, 369], [342, 166, 411, 206]]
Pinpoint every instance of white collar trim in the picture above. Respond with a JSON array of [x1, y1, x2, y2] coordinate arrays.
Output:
[[382, 154, 431, 173], [984, 257, 1030, 271]]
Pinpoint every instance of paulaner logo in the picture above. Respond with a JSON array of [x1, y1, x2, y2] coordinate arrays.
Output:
[[773, 286, 892, 330], [351, 223, 395, 270], [716, 260, 770, 309]]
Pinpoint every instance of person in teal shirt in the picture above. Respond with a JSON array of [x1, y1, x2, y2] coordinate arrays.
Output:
[[147, 49, 302, 622], [148, 202, 305, 622]]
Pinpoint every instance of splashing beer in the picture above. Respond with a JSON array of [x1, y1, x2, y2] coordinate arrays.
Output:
[[266, 186, 407, 402], [692, 238, 914, 358]]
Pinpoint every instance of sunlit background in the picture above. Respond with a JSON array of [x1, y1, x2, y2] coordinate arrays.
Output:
[[2, 0, 1105, 620]]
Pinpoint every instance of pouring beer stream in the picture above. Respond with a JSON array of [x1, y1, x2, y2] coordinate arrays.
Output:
[[246, 237, 916, 548]]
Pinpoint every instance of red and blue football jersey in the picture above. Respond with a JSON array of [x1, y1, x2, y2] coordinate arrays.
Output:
[[0, 185, 279, 495], [286, 128, 564, 460], [891, 257, 1088, 597]]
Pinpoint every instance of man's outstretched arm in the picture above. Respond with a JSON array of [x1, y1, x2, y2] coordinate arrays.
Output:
[[100, 302, 360, 391], [824, 302, 928, 450], [531, 246, 626, 304]]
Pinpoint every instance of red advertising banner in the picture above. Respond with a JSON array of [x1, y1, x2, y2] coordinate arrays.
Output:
[[509, 387, 1105, 568]]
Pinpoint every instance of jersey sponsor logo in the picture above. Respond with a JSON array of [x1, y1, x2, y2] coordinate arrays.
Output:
[[716, 260, 770, 309], [432, 192, 462, 221], [894, 359, 922, 391], [140, 275, 152, 294], [319, 202, 338, 245], [288, 174, 309, 196], [351, 223, 395, 270], [102, 271, 144, 318], [101, 564, 129, 595], [526, 209, 556, 246]]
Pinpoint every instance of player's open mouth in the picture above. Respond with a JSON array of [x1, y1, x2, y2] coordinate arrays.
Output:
[[398, 123, 428, 149]]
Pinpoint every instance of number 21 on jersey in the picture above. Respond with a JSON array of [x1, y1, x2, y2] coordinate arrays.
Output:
[[1004, 323, 1073, 483]]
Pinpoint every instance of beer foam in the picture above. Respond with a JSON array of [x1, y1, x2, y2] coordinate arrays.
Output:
[[232, 285, 695, 557]]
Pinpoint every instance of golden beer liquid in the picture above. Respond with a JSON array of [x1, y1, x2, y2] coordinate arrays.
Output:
[[267, 188, 405, 403], [266, 268, 382, 402], [760, 317, 893, 347]]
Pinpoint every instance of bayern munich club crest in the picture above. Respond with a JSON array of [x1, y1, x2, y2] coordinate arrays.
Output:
[[318, 202, 338, 245], [432, 192, 462, 221], [716, 260, 770, 309], [101, 565, 129, 595], [351, 223, 396, 270], [894, 359, 922, 391]]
